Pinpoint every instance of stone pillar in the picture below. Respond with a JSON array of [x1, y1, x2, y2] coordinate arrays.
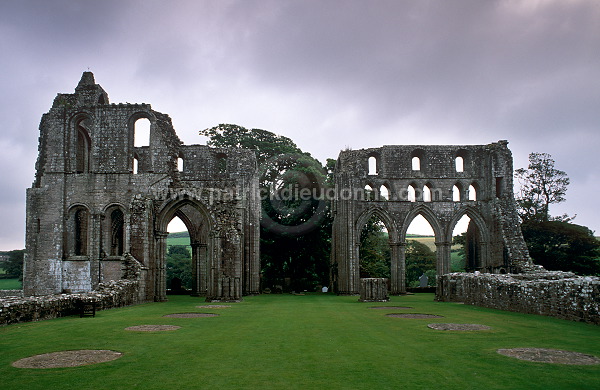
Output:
[[155, 231, 169, 302], [390, 242, 407, 295], [435, 241, 452, 276], [190, 242, 207, 296], [359, 278, 389, 302], [90, 213, 104, 289]]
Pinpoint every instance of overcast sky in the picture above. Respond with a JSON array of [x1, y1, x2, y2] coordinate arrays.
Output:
[[1, 0, 599, 250]]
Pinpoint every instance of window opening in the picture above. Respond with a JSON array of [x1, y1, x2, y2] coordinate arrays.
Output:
[[468, 184, 477, 201], [368, 156, 377, 175], [423, 185, 432, 202], [411, 156, 420, 171], [110, 209, 125, 256], [452, 185, 461, 202], [74, 208, 88, 256], [379, 185, 389, 200], [455, 156, 464, 172], [134, 118, 150, 147]]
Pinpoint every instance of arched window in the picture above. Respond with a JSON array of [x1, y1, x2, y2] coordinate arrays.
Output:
[[411, 156, 420, 171], [368, 156, 378, 175], [73, 208, 89, 256], [76, 119, 91, 173], [177, 156, 184, 172], [379, 185, 389, 200], [134, 118, 150, 147], [468, 184, 477, 201], [452, 184, 461, 202], [423, 185, 432, 202], [407, 184, 416, 202], [364, 184, 374, 201], [133, 155, 139, 174], [110, 209, 125, 256], [216, 153, 227, 174], [455, 156, 464, 172]]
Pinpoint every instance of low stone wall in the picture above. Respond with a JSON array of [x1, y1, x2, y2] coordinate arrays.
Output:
[[0, 280, 139, 326], [437, 271, 600, 325], [0, 290, 23, 298]]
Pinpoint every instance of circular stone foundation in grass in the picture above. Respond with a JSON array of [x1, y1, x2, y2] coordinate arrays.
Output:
[[370, 306, 413, 310], [12, 350, 122, 369], [386, 313, 444, 319], [125, 325, 181, 332], [427, 323, 491, 331], [497, 348, 600, 365], [163, 313, 219, 318], [196, 305, 231, 309]]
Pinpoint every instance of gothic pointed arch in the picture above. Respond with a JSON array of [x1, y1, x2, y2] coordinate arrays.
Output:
[[400, 205, 443, 242], [355, 207, 397, 241]]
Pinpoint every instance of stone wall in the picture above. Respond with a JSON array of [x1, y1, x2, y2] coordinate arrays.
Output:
[[0, 280, 139, 326], [437, 271, 600, 325], [0, 290, 23, 298]]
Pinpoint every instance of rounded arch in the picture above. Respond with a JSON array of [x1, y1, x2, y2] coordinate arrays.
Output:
[[70, 112, 94, 173], [103, 203, 128, 257], [66, 203, 92, 257], [355, 207, 397, 241], [367, 151, 380, 175], [400, 205, 443, 243], [129, 110, 157, 148]]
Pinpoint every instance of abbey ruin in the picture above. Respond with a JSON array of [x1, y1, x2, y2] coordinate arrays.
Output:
[[20, 73, 598, 323], [24, 72, 260, 301]]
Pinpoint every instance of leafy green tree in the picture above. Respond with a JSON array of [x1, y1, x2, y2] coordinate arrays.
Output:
[[515, 152, 599, 275], [166, 245, 192, 290], [451, 233, 467, 272], [200, 124, 332, 292], [359, 216, 390, 278], [521, 221, 600, 276], [2, 250, 24, 281], [405, 240, 436, 287], [515, 152, 571, 223]]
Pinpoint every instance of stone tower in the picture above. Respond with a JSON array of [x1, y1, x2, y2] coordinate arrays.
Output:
[[24, 72, 261, 301]]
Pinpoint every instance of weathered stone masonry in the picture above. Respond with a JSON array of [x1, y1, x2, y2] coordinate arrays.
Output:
[[331, 143, 534, 295], [21, 72, 598, 325], [24, 72, 260, 301]]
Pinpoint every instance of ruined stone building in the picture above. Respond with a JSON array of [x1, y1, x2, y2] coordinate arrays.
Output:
[[24, 72, 533, 302], [24, 72, 260, 301], [331, 143, 533, 295]]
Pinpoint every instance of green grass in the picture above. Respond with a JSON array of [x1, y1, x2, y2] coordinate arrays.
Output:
[[167, 231, 191, 249], [1, 294, 598, 389], [0, 278, 21, 290]]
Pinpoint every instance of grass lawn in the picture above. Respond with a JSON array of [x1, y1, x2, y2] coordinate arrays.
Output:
[[1, 294, 598, 389], [0, 278, 21, 290]]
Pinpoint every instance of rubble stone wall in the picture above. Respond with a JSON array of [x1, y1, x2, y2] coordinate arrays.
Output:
[[437, 271, 600, 325], [0, 280, 139, 326]]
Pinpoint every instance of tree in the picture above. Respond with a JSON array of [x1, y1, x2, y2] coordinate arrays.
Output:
[[166, 245, 192, 290], [359, 216, 391, 278], [521, 221, 600, 276], [2, 250, 24, 281], [515, 152, 571, 223], [405, 240, 436, 287], [200, 124, 332, 292]]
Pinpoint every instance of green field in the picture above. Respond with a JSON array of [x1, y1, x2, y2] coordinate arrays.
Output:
[[167, 231, 191, 249], [1, 294, 598, 389], [0, 278, 21, 290]]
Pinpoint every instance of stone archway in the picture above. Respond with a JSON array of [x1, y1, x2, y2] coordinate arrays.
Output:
[[155, 198, 213, 302]]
